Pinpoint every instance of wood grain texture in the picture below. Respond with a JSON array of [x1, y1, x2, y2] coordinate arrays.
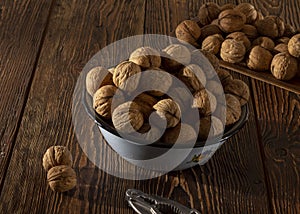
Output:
[[0, 0, 145, 213], [0, 0, 53, 190]]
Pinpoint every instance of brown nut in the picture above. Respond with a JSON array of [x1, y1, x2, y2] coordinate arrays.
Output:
[[247, 46, 273, 71], [129, 47, 161, 69], [220, 39, 246, 63], [206, 80, 224, 98], [218, 9, 246, 33], [178, 64, 206, 93], [220, 3, 235, 11], [226, 32, 251, 50], [201, 34, 224, 55], [113, 61, 141, 91], [198, 3, 221, 26], [276, 37, 290, 45], [225, 94, 242, 126], [198, 116, 224, 140], [162, 123, 197, 144], [86, 66, 112, 96], [288, 34, 300, 58], [175, 20, 201, 45], [198, 24, 223, 43], [216, 69, 233, 86], [274, 43, 288, 53], [224, 79, 250, 106], [234, 3, 258, 24], [153, 99, 181, 128], [193, 89, 217, 116], [42, 146, 73, 171], [162, 44, 191, 70], [112, 101, 144, 133], [241, 24, 258, 40], [256, 15, 285, 38], [271, 52, 298, 80], [198, 50, 220, 78], [136, 123, 162, 143], [93, 85, 123, 119], [284, 24, 297, 37], [47, 165, 77, 192], [133, 93, 157, 119], [252, 37, 275, 51]]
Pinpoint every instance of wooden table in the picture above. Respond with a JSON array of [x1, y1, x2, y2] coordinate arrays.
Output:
[[0, 0, 299, 213]]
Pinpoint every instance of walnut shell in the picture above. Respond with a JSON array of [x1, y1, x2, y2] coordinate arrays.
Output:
[[288, 34, 300, 58], [86, 66, 111, 96], [225, 94, 242, 125], [197, 50, 220, 79], [112, 101, 144, 133], [271, 52, 298, 80], [226, 32, 251, 50], [206, 80, 224, 98], [133, 93, 157, 119], [175, 20, 201, 45], [153, 99, 181, 128], [218, 9, 246, 33], [162, 123, 197, 144], [193, 89, 217, 116], [42, 146, 73, 171], [198, 116, 224, 140], [241, 24, 258, 40], [162, 44, 191, 70], [216, 69, 233, 85], [178, 64, 206, 93], [256, 16, 285, 38], [247, 46, 273, 71], [276, 37, 290, 45], [198, 24, 223, 43], [136, 123, 162, 143], [47, 165, 77, 192], [252, 37, 275, 51], [113, 61, 142, 91], [198, 3, 221, 26], [274, 43, 288, 53], [220, 39, 246, 63], [201, 34, 224, 55], [234, 3, 258, 24], [224, 79, 250, 106], [129, 47, 161, 68]]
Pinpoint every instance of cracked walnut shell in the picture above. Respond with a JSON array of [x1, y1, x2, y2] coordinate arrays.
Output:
[[175, 20, 201, 45], [129, 47, 161, 68], [42, 146, 73, 171], [47, 165, 77, 192], [220, 39, 246, 63], [153, 99, 181, 128]]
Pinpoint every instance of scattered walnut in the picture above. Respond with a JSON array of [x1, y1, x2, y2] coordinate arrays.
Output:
[[288, 34, 300, 58], [256, 16, 285, 38], [193, 89, 217, 116], [86, 66, 111, 96], [234, 3, 258, 24], [153, 99, 181, 128], [162, 123, 197, 144], [162, 44, 191, 70], [175, 20, 201, 45], [252, 37, 275, 51], [247, 46, 273, 71], [47, 165, 77, 192], [178, 64, 206, 93], [202, 34, 224, 54], [198, 2, 221, 26], [224, 79, 250, 106], [226, 32, 251, 50], [271, 52, 298, 80], [218, 9, 246, 33], [241, 24, 258, 40], [225, 94, 242, 126], [220, 39, 246, 63], [42, 146, 73, 172], [129, 47, 161, 68]]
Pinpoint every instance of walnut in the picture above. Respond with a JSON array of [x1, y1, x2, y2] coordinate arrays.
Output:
[[136, 123, 162, 143], [224, 79, 250, 106], [274, 43, 288, 53], [206, 80, 224, 98], [161, 123, 197, 144], [271, 52, 298, 80], [220, 3, 235, 11], [162, 44, 191, 70], [192, 89, 217, 116], [201, 34, 224, 55], [276, 37, 290, 45], [226, 32, 251, 50], [225, 94, 242, 125], [198, 3, 221, 26], [93, 85, 123, 119], [112, 101, 144, 133], [198, 50, 220, 78], [216, 69, 233, 85], [220, 39, 246, 63], [198, 24, 223, 43], [153, 99, 181, 128], [252, 37, 275, 51], [129, 47, 161, 68], [283, 24, 297, 37], [256, 16, 285, 38], [133, 93, 157, 119], [218, 9, 246, 33], [247, 46, 273, 71], [42, 146, 73, 171], [234, 3, 258, 24], [175, 20, 201, 45], [178, 64, 206, 93], [86, 66, 111, 96], [288, 34, 300, 58], [241, 24, 258, 40], [198, 116, 223, 140], [255, 11, 264, 23], [113, 61, 141, 91], [47, 165, 77, 192]]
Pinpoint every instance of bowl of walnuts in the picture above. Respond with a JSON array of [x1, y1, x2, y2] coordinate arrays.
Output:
[[83, 42, 249, 171]]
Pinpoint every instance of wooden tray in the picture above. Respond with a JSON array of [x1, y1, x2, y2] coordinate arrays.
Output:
[[219, 61, 300, 94]]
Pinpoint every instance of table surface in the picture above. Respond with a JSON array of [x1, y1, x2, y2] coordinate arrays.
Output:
[[0, 0, 299, 213]]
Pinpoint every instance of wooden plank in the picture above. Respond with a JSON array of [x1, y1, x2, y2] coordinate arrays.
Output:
[[236, 0, 300, 213], [0, 0, 54, 189], [0, 0, 145, 213]]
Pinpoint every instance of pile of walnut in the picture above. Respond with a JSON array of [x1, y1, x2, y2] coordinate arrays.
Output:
[[42, 146, 76, 192], [86, 45, 250, 144], [175, 2, 300, 81]]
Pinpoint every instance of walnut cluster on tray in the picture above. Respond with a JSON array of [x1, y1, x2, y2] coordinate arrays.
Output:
[[175, 2, 300, 81], [86, 44, 250, 144]]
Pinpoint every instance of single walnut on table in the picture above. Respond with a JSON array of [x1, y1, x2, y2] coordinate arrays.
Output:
[[271, 52, 298, 80], [42, 146, 73, 171], [129, 47, 161, 69], [153, 99, 181, 128]]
